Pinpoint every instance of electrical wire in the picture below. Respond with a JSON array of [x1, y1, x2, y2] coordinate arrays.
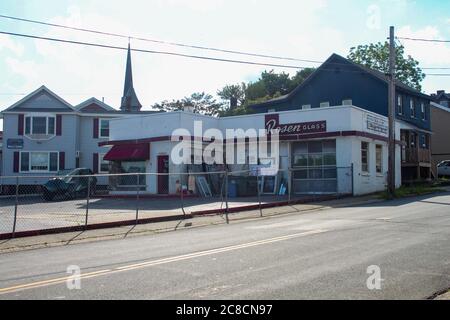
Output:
[[1, 29, 449, 76]]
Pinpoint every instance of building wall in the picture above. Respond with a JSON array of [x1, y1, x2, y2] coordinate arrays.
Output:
[[108, 107, 402, 195], [430, 104, 450, 175], [2, 113, 78, 185], [249, 55, 431, 132], [78, 116, 113, 185]]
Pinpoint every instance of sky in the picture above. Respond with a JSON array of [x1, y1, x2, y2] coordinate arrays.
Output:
[[0, 0, 449, 130]]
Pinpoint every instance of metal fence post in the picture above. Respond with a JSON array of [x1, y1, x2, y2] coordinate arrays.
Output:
[[180, 174, 186, 218], [224, 169, 229, 224], [288, 167, 292, 203], [135, 174, 140, 224], [257, 169, 262, 217], [12, 176, 19, 237], [85, 176, 91, 228], [351, 163, 355, 196]]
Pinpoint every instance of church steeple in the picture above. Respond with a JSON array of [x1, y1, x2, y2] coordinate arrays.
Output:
[[120, 42, 142, 112]]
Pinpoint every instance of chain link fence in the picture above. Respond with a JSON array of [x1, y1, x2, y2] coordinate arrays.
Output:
[[0, 166, 353, 237]]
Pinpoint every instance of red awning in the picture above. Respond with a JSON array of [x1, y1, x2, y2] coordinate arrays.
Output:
[[104, 143, 150, 161]]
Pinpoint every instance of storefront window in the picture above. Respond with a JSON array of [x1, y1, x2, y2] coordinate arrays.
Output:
[[118, 161, 146, 186], [292, 140, 337, 194]]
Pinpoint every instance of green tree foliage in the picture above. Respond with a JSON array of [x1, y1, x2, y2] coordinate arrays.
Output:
[[153, 68, 316, 117], [153, 92, 225, 116], [217, 84, 245, 109], [347, 42, 425, 91]]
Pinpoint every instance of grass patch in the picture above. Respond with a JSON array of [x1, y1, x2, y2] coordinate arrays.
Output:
[[378, 185, 445, 200]]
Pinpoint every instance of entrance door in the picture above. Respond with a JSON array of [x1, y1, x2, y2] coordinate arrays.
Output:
[[157, 155, 169, 194]]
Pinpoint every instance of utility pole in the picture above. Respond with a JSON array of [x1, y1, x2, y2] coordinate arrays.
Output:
[[388, 26, 396, 197]]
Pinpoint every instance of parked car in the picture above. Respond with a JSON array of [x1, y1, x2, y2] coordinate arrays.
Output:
[[437, 160, 450, 177], [42, 168, 97, 201]]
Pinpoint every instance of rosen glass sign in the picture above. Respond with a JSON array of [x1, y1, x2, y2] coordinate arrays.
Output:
[[265, 114, 326, 136]]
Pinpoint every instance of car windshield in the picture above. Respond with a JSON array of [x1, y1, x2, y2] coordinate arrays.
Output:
[[61, 169, 81, 183], [56, 169, 73, 176]]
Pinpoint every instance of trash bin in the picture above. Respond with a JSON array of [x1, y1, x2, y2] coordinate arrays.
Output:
[[228, 180, 238, 198]]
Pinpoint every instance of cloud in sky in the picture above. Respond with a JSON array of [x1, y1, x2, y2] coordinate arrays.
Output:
[[398, 25, 450, 65], [0, 34, 24, 56]]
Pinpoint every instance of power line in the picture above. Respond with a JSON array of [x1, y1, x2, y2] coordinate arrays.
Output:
[[0, 13, 323, 64], [1, 29, 450, 76], [0, 30, 306, 69], [397, 36, 450, 43], [2, 14, 449, 71]]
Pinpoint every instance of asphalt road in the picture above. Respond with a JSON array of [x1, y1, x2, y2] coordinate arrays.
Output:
[[0, 192, 449, 300]]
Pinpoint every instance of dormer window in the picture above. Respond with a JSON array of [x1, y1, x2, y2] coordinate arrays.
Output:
[[320, 102, 330, 108], [24, 115, 56, 138]]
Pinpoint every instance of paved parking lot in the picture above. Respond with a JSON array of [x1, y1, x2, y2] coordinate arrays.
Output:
[[0, 194, 311, 234]]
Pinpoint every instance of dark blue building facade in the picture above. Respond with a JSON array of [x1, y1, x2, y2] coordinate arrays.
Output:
[[249, 54, 433, 181]]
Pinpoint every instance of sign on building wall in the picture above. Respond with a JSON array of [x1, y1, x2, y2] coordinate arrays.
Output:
[[7, 139, 24, 149], [265, 114, 326, 135], [365, 114, 388, 135]]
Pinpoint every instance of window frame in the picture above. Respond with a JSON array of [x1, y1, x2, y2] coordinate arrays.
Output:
[[98, 153, 110, 173], [98, 118, 110, 138], [19, 151, 59, 173], [421, 102, 426, 121], [409, 99, 416, 118], [24, 114, 56, 138], [361, 141, 369, 173], [397, 95, 403, 115], [375, 144, 383, 174]]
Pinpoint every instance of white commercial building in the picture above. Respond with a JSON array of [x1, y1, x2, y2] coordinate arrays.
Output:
[[101, 105, 402, 196]]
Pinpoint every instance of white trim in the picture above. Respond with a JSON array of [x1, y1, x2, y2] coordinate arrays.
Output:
[[397, 94, 403, 115], [410, 99, 416, 118], [75, 97, 115, 112], [361, 141, 370, 173], [98, 153, 109, 173], [421, 102, 426, 121], [3, 85, 75, 112], [375, 144, 383, 174], [431, 101, 450, 112], [19, 151, 59, 173], [99, 118, 110, 138], [24, 114, 57, 140]]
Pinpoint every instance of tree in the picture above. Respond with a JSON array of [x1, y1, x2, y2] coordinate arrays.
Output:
[[348, 42, 425, 91], [289, 68, 316, 91], [153, 92, 225, 116], [217, 84, 245, 109], [245, 70, 292, 101]]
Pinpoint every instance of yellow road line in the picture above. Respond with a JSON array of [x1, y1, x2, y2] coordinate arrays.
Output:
[[0, 229, 328, 295]]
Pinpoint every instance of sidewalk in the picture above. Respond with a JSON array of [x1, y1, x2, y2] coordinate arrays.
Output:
[[0, 194, 383, 254]]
